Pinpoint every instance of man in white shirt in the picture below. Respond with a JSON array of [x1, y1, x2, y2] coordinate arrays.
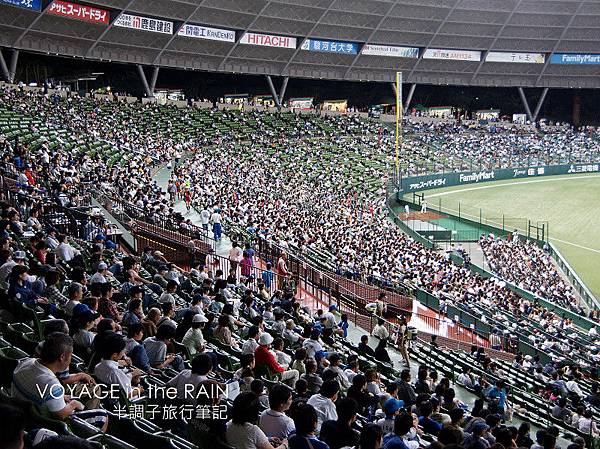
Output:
[[306, 380, 339, 431], [200, 208, 210, 232], [89, 262, 109, 284], [372, 318, 390, 340], [167, 353, 215, 402], [242, 326, 260, 355], [56, 235, 80, 263], [211, 208, 222, 241], [0, 250, 26, 282], [94, 332, 143, 398], [259, 384, 295, 439]]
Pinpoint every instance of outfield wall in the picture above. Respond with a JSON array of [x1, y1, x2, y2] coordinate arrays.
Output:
[[399, 162, 600, 193]]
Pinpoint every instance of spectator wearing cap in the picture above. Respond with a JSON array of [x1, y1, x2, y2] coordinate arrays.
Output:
[[90, 262, 110, 284], [320, 397, 360, 449], [463, 422, 491, 449], [182, 313, 209, 356], [125, 322, 152, 373], [255, 332, 299, 387], [377, 398, 405, 435], [8, 265, 51, 310], [307, 379, 339, 431], [11, 332, 108, 430], [94, 332, 144, 398], [259, 384, 295, 440], [0, 249, 26, 282], [71, 304, 100, 352]]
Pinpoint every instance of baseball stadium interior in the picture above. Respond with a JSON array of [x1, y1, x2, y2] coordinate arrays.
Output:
[[1, 1, 600, 449]]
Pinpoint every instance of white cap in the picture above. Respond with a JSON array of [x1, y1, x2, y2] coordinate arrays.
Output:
[[258, 333, 274, 346], [192, 313, 208, 323]]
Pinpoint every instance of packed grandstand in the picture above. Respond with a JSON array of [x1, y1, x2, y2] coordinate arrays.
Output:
[[0, 81, 600, 449]]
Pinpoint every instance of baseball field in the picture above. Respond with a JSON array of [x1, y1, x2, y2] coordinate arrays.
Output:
[[408, 172, 600, 299]]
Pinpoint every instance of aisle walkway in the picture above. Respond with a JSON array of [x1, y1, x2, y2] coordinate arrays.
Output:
[[153, 162, 232, 257]]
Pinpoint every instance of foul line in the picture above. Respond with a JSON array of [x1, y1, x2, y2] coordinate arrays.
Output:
[[420, 174, 600, 254]]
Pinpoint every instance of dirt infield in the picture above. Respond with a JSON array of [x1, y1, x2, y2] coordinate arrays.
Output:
[[400, 211, 447, 221]]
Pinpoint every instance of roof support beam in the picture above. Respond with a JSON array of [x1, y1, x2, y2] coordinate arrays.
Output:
[[136, 65, 153, 98], [85, 0, 135, 57], [533, 87, 549, 122], [404, 83, 416, 114], [8, 49, 19, 83], [149, 66, 159, 94], [390, 82, 397, 99], [278, 76, 289, 107], [0, 49, 10, 82], [518, 87, 533, 122], [265, 75, 281, 110]]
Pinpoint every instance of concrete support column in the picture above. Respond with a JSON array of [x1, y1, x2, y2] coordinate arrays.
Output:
[[136, 65, 153, 98], [0, 50, 9, 82], [265, 75, 281, 110], [532, 87, 549, 122], [403, 83, 416, 114], [518, 87, 533, 122], [8, 49, 19, 83], [278, 76, 289, 108], [149, 66, 159, 95]]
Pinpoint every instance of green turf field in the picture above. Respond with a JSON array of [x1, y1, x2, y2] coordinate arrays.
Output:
[[408, 172, 600, 298]]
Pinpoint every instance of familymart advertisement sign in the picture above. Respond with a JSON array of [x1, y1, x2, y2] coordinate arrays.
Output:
[[400, 163, 600, 193]]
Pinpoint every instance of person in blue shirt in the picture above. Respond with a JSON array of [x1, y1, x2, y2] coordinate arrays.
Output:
[[487, 380, 508, 416], [8, 265, 55, 313], [288, 403, 329, 449], [417, 400, 443, 436], [262, 263, 274, 290], [383, 412, 413, 449], [338, 314, 349, 339]]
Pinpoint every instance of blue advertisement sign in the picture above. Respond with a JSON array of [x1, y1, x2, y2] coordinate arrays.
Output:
[[301, 38, 358, 55], [550, 53, 600, 65], [0, 0, 41, 10]]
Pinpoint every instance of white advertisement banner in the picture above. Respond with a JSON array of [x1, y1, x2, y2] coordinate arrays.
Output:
[[240, 32, 296, 49], [486, 52, 545, 64], [114, 13, 173, 34], [423, 48, 481, 62], [178, 24, 235, 42], [361, 44, 419, 58]]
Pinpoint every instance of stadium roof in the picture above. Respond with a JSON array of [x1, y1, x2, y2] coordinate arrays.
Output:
[[2, 0, 600, 87]]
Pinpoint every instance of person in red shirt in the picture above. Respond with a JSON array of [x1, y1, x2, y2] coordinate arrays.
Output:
[[254, 333, 299, 387]]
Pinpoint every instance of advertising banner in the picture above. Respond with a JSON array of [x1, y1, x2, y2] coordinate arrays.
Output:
[[423, 48, 481, 62], [288, 98, 313, 109], [239, 32, 296, 49], [550, 53, 600, 65], [47, 0, 109, 24], [322, 99, 348, 113], [486, 51, 545, 64], [301, 38, 358, 54], [512, 113, 527, 124], [178, 24, 235, 42], [401, 163, 600, 193], [361, 44, 419, 58], [114, 13, 173, 34], [0, 0, 41, 11]]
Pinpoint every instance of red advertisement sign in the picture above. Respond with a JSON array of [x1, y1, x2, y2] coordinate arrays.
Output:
[[47, 0, 109, 24]]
